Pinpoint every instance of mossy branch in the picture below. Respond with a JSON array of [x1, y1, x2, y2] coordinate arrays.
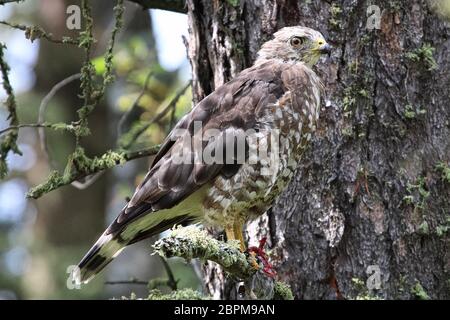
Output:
[[153, 226, 294, 300], [26, 145, 160, 199], [0, 43, 21, 179], [0, 21, 79, 45], [153, 226, 257, 280]]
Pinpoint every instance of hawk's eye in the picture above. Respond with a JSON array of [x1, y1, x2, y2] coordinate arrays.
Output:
[[290, 36, 304, 48]]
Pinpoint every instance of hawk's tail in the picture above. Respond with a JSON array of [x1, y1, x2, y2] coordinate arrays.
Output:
[[72, 209, 196, 285], [72, 232, 125, 285]]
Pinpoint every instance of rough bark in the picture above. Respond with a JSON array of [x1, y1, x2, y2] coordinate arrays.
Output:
[[186, 0, 450, 299]]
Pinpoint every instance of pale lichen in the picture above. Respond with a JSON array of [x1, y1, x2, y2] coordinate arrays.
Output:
[[153, 226, 256, 279], [147, 288, 210, 300], [273, 281, 294, 300]]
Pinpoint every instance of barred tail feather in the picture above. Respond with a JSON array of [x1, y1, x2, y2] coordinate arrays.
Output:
[[73, 214, 197, 285], [73, 233, 125, 285]]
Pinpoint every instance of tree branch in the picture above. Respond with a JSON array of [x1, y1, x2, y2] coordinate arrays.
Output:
[[153, 226, 294, 300], [153, 226, 257, 280], [26, 144, 160, 199], [0, 21, 79, 45], [0, 43, 21, 179], [119, 81, 191, 149], [126, 0, 186, 13], [0, 0, 24, 5]]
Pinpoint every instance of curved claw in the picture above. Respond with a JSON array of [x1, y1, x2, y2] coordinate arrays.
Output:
[[247, 237, 277, 278]]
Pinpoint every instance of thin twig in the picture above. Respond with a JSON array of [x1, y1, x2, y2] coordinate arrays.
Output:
[[0, 123, 55, 136], [71, 172, 103, 190], [0, 0, 25, 5], [121, 81, 191, 149], [105, 279, 148, 285], [38, 73, 81, 160], [0, 21, 79, 45], [117, 70, 153, 136], [125, 0, 186, 13], [159, 256, 178, 290]]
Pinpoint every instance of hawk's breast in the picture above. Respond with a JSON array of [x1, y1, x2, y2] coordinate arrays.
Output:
[[202, 62, 322, 227]]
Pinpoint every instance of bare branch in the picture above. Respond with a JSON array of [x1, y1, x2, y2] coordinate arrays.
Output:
[[117, 70, 153, 136], [38, 73, 81, 160], [105, 278, 148, 285], [119, 81, 191, 149], [126, 0, 186, 13], [159, 256, 178, 290], [0, 123, 56, 136], [0, 0, 24, 5]]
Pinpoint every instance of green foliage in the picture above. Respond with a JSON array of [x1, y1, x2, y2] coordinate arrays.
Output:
[[405, 44, 438, 71], [329, 3, 342, 29], [411, 282, 430, 300], [273, 281, 294, 300], [417, 221, 429, 234], [351, 278, 381, 300], [403, 104, 426, 119], [436, 162, 450, 184], [403, 177, 430, 211], [226, 0, 240, 7], [435, 215, 450, 237]]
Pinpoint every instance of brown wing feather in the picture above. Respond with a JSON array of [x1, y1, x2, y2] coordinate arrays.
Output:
[[106, 61, 288, 236]]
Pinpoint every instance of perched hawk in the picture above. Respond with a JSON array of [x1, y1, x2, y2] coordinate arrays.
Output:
[[74, 26, 331, 284]]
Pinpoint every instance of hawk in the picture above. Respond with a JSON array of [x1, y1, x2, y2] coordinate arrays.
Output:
[[73, 26, 331, 284]]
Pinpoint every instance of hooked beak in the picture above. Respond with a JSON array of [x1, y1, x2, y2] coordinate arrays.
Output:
[[319, 43, 332, 57]]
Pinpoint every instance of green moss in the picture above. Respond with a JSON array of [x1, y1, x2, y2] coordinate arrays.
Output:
[[273, 281, 294, 300], [435, 215, 450, 237], [417, 221, 429, 234], [436, 162, 450, 184], [405, 44, 438, 71], [403, 104, 426, 119], [147, 288, 209, 300], [329, 3, 342, 29], [226, 0, 240, 7], [153, 226, 257, 279], [411, 282, 430, 300], [351, 278, 381, 300], [27, 148, 126, 198], [403, 177, 430, 211]]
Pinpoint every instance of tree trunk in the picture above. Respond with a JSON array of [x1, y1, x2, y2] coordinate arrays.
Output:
[[186, 0, 450, 299]]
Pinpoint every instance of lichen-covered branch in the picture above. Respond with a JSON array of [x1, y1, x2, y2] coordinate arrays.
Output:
[[153, 226, 294, 300], [26, 145, 160, 199], [0, 43, 21, 179], [153, 226, 257, 280], [0, 21, 79, 45]]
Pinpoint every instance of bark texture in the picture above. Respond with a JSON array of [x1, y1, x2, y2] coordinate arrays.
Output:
[[186, 0, 450, 299]]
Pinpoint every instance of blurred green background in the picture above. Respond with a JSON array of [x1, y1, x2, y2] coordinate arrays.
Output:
[[0, 0, 201, 299]]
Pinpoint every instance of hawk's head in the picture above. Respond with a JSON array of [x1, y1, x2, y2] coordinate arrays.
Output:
[[256, 26, 331, 67]]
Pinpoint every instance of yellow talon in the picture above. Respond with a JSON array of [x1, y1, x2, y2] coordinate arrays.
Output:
[[249, 251, 260, 270]]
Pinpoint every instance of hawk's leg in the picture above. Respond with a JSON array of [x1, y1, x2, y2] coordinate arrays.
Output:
[[233, 221, 247, 252], [232, 221, 260, 270], [225, 226, 235, 244]]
